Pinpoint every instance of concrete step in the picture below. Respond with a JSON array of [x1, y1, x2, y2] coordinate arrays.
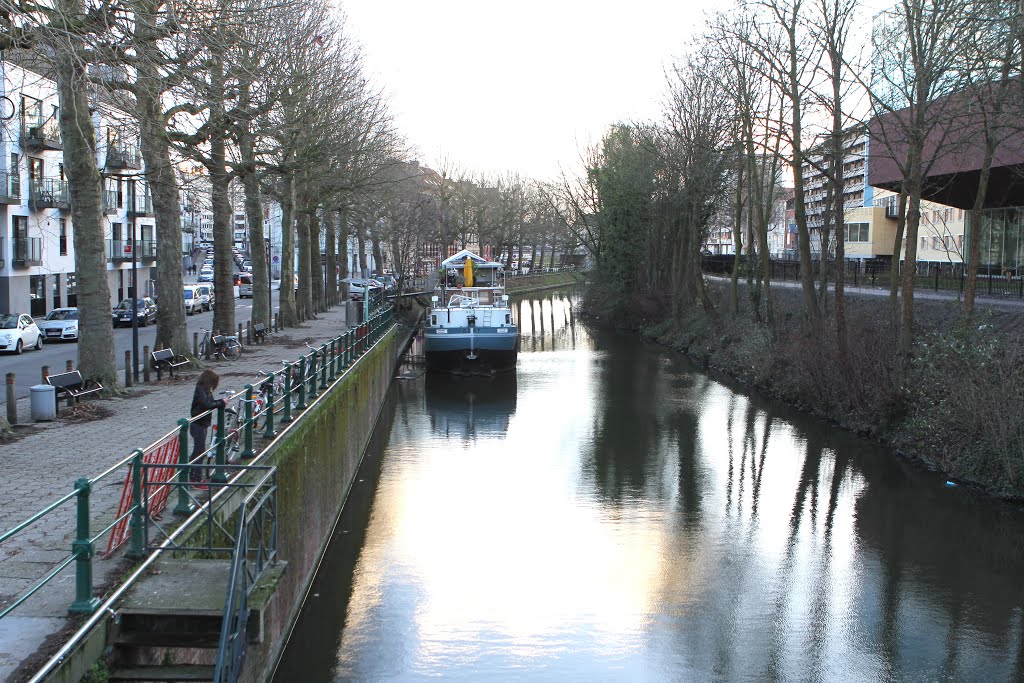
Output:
[[108, 664, 215, 681], [113, 629, 222, 649]]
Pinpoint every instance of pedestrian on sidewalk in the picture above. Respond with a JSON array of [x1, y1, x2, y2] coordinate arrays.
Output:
[[189, 369, 227, 485]]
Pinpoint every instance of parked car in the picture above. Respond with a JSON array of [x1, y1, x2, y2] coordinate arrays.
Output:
[[238, 273, 254, 298], [195, 284, 215, 310], [241, 259, 252, 271], [38, 307, 80, 342], [111, 297, 157, 327], [198, 267, 214, 283], [183, 286, 200, 315], [343, 277, 384, 301], [0, 313, 43, 353]]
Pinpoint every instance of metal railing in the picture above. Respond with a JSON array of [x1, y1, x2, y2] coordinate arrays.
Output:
[[6, 298, 398, 682], [702, 255, 1024, 300], [106, 144, 142, 170], [131, 191, 154, 216], [0, 171, 20, 203], [28, 178, 69, 209], [12, 237, 41, 266], [22, 115, 62, 149]]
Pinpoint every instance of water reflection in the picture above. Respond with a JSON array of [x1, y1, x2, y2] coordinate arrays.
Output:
[[276, 288, 1024, 683], [424, 373, 517, 441]]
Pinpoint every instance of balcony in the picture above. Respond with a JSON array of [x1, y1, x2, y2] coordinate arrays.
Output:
[[885, 196, 900, 219], [107, 239, 157, 262], [29, 178, 70, 210], [103, 189, 119, 215], [0, 172, 20, 204], [130, 191, 154, 217], [12, 237, 42, 267], [21, 115, 62, 151], [106, 143, 142, 171]]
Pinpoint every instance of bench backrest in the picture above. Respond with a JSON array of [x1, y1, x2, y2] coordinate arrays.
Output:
[[152, 348, 175, 362], [47, 371, 83, 389]]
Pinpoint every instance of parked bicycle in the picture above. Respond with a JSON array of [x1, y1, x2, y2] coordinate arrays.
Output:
[[198, 328, 242, 361]]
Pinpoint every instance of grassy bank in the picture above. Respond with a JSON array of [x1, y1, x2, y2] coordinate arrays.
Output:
[[583, 278, 1024, 500], [506, 271, 582, 294]]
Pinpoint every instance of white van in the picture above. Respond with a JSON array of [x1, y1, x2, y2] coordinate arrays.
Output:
[[183, 286, 200, 315], [238, 273, 253, 298]]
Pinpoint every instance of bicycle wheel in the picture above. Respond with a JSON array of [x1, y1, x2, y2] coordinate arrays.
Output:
[[223, 340, 242, 361], [198, 340, 208, 359]]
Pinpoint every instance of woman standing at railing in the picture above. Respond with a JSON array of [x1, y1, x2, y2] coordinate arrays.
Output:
[[189, 369, 227, 487]]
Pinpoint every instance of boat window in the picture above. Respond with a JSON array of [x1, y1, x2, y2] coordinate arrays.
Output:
[[431, 315, 437, 326], [505, 314, 510, 324]]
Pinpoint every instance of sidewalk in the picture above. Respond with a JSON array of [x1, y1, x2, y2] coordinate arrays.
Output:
[[0, 306, 349, 682]]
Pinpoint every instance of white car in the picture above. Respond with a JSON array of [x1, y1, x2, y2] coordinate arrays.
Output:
[[343, 277, 384, 301], [0, 313, 43, 354], [198, 267, 214, 283], [37, 307, 79, 342]]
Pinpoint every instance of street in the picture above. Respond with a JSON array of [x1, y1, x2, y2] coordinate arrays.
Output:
[[0, 283, 282, 402]]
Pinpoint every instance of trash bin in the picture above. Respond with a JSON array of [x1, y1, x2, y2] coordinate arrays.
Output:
[[30, 384, 56, 422]]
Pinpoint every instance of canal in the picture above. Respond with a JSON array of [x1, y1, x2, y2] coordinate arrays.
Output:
[[275, 289, 1024, 681]]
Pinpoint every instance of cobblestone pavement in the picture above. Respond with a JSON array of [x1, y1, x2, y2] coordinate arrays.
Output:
[[0, 306, 351, 682]]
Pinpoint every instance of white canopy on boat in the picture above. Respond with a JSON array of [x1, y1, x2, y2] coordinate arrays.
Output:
[[440, 249, 504, 269]]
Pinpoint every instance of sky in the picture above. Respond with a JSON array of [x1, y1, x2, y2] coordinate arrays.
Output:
[[338, 0, 724, 183]]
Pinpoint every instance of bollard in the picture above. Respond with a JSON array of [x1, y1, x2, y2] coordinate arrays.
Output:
[[320, 345, 328, 389], [68, 478, 100, 614], [126, 450, 146, 559], [143, 345, 151, 383], [263, 372, 277, 439], [124, 350, 132, 388], [246, 320, 252, 346], [295, 357, 307, 410], [6, 373, 16, 426], [241, 384, 255, 459], [281, 363, 293, 423], [173, 419, 193, 515], [41, 365, 49, 386], [237, 323, 244, 349], [193, 331, 199, 358], [66, 359, 74, 372], [211, 403, 228, 484]]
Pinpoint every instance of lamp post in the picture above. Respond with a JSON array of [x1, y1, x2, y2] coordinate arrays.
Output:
[[128, 177, 139, 383]]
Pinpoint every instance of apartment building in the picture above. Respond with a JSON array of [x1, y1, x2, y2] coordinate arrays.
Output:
[[0, 60, 157, 316]]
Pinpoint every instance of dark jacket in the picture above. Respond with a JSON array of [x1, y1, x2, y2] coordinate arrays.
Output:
[[190, 384, 223, 427]]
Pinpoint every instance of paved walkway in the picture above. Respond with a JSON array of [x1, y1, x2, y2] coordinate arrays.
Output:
[[0, 306, 351, 682]]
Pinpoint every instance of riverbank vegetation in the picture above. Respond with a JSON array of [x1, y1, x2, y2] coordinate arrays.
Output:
[[561, 0, 1024, 497]]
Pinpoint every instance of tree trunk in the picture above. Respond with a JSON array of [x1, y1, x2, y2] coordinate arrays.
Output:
[[135, 8, 188, 357], [239, 127, 268, 327], [53, 1, 116, 385], [208, 57, 234, 336], [338, 206, 350, 301], [297, 211, 312, 321], [310, 211, 324, 314], [324, 209, 337, 308], [356, 218, 368, 278], [371, 232, 384, 276], [279, 174, 297, 326]]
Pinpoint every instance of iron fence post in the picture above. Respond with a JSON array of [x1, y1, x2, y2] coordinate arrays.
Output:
[[308, 351, 319, 399], [241, 384, 255, 459], [296, 357, 307, 410], [343, 330, 351, 368], [263, 372, 278, 438], [281, 363, 293, 423], [69, 477, 100, 614], [320, 345, 328, 389], [328, 339, 337, 382], [126, 449, 146, 559], [211, 404, 228, 484], [174, 418, 193, 515]]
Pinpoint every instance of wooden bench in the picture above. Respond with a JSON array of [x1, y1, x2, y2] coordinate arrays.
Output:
[[151, 348, 190, 380], [46, 371, 103, 413]]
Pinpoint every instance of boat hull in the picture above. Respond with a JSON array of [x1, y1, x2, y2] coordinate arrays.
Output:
[[423, 327, 519, 374]]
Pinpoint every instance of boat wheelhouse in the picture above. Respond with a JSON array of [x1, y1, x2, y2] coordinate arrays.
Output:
[[423, 250, 519, 374]]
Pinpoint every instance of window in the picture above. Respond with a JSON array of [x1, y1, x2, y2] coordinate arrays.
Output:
[[21, 96, 42, 125], [29, 274, 45, 317], [116, 178, 123, 208], [66, 272, 77, 307], [844, 222, 869, 243], [921, 237, 928, 250], [59, 218, 67, 255], [932, 237, 941, 250], [8, 153, 16, 175], [112, 222, 122, 241], [52, 273, 61, 309], [28, 157, 43, 181], [13, 215, 27, 239]]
